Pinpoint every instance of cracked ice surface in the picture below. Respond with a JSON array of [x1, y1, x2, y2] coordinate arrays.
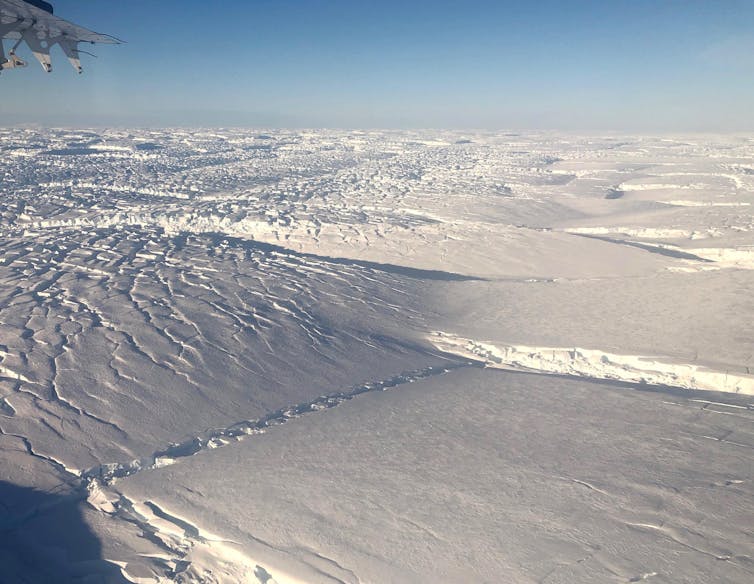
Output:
[[1, 129, 753, 583], [115, 368, 754, 583], [430, 332, 754, 394]]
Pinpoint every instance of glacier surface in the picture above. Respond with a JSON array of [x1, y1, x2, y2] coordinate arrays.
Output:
[[0, 129, 752, 583]]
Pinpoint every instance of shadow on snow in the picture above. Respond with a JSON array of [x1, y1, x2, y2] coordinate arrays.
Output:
[[0, 481, 129, 584]]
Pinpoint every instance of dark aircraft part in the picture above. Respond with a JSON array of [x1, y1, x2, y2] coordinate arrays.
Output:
[[0, 0, 120, 75], [26, 0, 53, 14]]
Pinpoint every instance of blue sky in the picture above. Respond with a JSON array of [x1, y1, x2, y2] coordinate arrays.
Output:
[[1, 0, 753, 129]]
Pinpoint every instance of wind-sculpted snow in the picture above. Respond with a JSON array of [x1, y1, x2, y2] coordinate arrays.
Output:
[[0, 225, 457, 475], [1, 129, 753, 582]]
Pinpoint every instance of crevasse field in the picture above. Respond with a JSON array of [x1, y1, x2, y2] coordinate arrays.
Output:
[[0, 129, 752, 583]]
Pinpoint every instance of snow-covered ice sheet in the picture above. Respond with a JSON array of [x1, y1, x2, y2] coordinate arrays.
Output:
[[112, 368, 754, 583], [1, 129, 753, 582]]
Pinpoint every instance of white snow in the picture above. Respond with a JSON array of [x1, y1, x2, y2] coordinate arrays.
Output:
[[112, 368, 754, 583], [1, 129, 753, 583], [430, 332, 754, 394]]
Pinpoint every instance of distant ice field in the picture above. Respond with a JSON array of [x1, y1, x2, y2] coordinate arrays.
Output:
[[0, 129, 752, 583]]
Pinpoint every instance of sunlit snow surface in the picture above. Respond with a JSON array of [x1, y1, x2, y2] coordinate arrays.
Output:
[[0, 129, 753, 583]]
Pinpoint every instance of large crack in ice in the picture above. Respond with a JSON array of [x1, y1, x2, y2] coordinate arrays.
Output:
[[75, 360, 473, 583], [1, 360, 474, 582], [430, 332, 754, 396], [81, 360, 473, 485]]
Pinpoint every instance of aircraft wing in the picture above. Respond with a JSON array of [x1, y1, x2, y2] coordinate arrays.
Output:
[[1, 0, 121, 73]]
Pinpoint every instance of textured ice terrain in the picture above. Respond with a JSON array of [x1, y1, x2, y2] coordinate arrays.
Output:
[[0, 129, 752, 583]]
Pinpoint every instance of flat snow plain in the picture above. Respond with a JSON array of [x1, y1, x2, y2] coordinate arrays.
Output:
[[0, 129, 752, 583]]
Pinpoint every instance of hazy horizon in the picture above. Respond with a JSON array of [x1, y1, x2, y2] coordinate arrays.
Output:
[[2, 0, 753, 131]]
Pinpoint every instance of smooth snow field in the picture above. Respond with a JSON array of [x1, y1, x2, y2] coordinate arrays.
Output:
[[0, 130, 752, 583]]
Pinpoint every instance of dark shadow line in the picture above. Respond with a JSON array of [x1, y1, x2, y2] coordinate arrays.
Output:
[[0, 481, 130, 583], [570, 233, 713, 262], [201, 232, 486, 281], [483, 366, 753, 407]]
